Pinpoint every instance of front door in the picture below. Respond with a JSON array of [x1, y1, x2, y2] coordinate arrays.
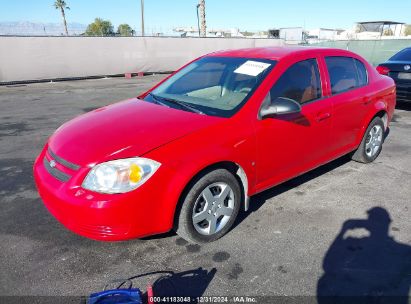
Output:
[[254, 57, 333, 192]]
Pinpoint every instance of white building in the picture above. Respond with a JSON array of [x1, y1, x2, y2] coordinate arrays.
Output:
[[279, 27, 304, 43], [306, 28, 344, 43]]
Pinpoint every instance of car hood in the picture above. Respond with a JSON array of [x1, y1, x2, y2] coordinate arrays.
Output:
[[48, 98, 222, 166]]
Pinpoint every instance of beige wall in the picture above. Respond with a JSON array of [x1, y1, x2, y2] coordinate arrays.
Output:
[[0, 36, 284, 82]]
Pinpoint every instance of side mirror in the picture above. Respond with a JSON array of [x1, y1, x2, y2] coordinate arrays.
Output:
[[260, 97, 302, 119]]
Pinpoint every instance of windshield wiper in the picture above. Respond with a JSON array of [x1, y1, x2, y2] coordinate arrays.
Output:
[[152, 94, 205, 115], [148, 93, 170, 108]]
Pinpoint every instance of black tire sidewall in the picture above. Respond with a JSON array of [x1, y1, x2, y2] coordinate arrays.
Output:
[[177, 169, 242, 243]]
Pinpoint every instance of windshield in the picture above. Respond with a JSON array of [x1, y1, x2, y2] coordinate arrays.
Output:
[[145, 57, 276, 117], [390, 48, 411, 61]]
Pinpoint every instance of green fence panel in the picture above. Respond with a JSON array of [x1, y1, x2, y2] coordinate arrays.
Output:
[[312, 40, 411, 66]]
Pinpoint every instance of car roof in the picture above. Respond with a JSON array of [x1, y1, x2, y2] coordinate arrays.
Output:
[[208, 46, 356, 61]]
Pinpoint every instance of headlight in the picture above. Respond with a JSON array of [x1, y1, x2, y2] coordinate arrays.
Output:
[[82, 158, 161, 194]]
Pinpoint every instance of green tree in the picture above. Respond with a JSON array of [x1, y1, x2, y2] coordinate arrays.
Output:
[[85, 18, 114, 36], [117, 24, 134, 36], [54, 0, 70, 36], [404, 25, 411, 36]]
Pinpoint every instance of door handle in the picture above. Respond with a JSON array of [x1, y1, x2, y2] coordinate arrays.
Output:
[[316, 112, 331, 122]]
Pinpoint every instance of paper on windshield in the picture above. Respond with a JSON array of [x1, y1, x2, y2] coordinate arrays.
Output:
[[234, 60, 271, 77]]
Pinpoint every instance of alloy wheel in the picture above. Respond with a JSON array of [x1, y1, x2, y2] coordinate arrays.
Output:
[[192, 182, 235, 236], [365, 125, 383, 157]]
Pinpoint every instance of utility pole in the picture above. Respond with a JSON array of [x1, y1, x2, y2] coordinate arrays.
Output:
[[140, 0, 145, 36], [198, 0, 206, 37], [196, 4, 201, 37]]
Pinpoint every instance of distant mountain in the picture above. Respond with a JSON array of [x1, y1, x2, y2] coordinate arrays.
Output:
[[0, 21, 87, 36]]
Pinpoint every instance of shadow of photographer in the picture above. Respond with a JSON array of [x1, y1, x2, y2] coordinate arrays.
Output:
[[317, 207, 411, 303]]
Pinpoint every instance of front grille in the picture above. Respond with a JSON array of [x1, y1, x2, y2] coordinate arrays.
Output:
[[43, 157, 71, 182], [48, 148, 80, 170], [44, 148, 81, 182]]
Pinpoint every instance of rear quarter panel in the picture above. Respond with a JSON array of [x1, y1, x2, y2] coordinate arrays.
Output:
[[354, 70, 396, 145]]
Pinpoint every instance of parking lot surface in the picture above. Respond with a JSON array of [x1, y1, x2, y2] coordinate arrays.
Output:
[[1, 76, 410, 300]]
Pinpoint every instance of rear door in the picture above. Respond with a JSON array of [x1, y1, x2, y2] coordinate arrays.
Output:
[[323, 56, 370, 155]]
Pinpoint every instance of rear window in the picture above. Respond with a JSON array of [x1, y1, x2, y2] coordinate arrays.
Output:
[[354, 59, 368, 87], [390, 48, 411, 61], [325, 57, 368, 94]]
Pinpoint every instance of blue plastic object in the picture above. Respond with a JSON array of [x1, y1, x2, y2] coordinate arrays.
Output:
[[88, 288, 142, 304]]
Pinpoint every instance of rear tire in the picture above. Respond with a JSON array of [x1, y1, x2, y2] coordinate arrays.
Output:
[[175, 169, 241, 244], [351, 117, 385, 163]]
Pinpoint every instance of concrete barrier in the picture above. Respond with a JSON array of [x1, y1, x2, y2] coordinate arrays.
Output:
[[0, 36, 284, 83]]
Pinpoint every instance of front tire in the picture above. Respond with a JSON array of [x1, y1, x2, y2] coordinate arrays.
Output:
[[352, 116, 385, 163], [175, 169, 241, 244]]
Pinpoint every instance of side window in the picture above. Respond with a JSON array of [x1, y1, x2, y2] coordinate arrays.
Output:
[[325, 56, 367, 94], [354, 59, 368, 87], [270, 59, 322, 104]]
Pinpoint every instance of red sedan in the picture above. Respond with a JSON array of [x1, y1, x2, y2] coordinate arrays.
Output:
[[33, 47, 396, 243]]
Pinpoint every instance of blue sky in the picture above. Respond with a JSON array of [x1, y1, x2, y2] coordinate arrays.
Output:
[[0, 0, 410, 32]]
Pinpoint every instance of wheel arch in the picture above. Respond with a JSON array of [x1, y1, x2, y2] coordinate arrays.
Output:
[[356, 102, 389, 145], [374, 110, 389, 130], [172, 160, 250, 230]]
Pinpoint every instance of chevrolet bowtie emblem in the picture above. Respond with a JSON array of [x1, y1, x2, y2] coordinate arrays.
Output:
[[49, 160, 57, 168]]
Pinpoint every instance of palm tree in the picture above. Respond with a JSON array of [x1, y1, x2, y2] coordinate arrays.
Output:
[[54, 0, 70, 36]]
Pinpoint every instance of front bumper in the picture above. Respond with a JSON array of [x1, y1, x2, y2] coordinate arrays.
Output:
[[33, 146, 172, 241]]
